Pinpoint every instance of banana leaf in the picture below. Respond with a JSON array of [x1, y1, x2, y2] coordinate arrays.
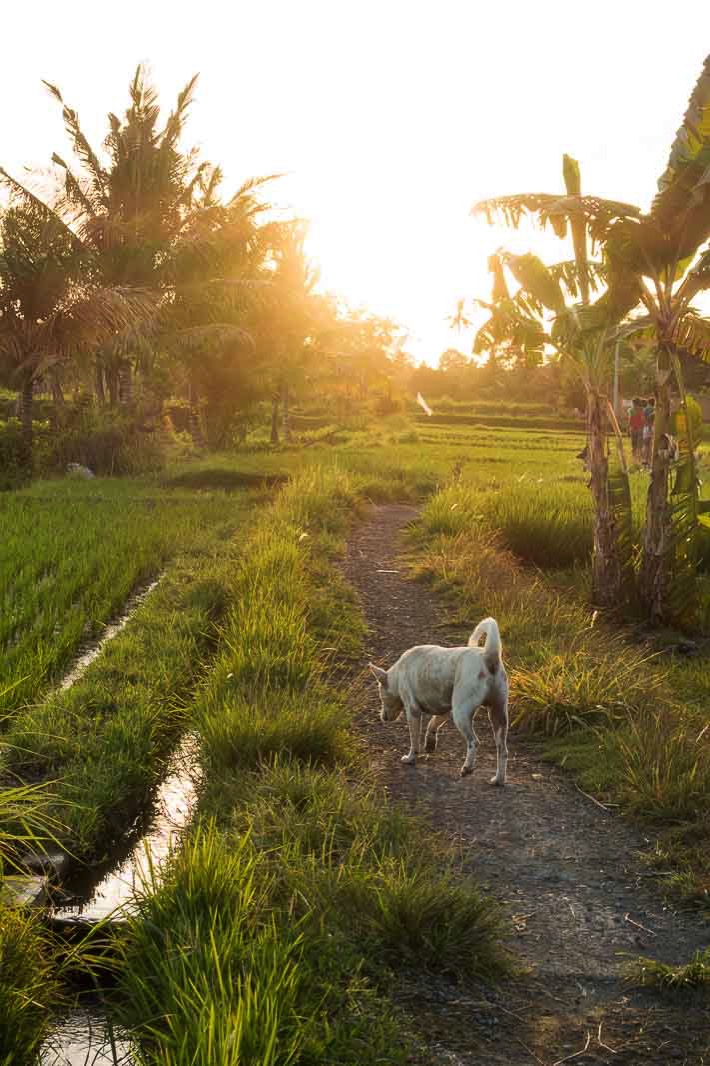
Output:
[[652, 54, 710, 257]]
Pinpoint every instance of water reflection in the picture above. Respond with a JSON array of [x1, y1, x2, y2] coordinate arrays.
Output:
[[40, 1008, 134, 1065]]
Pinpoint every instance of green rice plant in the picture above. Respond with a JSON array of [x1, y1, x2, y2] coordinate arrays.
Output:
[[3, 526, 247, 858], [200, 689, 350, 771], [625, 947, 710, 997], [0, 778, 66, 871], [0, 479, 241, 712], [117, 825, 409, 1066], [482, 480, 593, 568], [0, 903, 63, 1066]]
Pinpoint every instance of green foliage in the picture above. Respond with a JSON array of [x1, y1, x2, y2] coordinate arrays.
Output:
[[113, 465, 507, 1063], [0, 904, 62, 1065], [0, 480, 241, 711], [38, 406, 167, 475], [0, 421, 29, 490], [627, 947, 710, 997], [3, 490, 249, 857]]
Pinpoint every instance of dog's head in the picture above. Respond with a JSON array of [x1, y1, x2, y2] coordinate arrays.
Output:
[[368, 663, 403, 722]]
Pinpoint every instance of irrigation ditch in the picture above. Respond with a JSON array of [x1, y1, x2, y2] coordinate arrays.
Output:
[[2, 573, 205, 1064], [38, 733, 200, 1065]]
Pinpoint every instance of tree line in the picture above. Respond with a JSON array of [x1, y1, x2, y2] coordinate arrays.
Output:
[[0, 67, 403, 464]]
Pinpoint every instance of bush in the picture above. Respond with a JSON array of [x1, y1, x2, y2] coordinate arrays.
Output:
[[36, 407, 166, 475], [0, 421, 29, 490]]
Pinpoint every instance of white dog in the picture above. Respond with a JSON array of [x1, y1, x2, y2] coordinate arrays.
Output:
[[368, 617, 508, 784]]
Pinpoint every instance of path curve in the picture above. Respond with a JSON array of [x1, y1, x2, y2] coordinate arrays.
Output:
[[342, 504, 709, 1066]]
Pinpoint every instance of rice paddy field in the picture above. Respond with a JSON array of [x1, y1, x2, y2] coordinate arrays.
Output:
[[1, 413, 709, 1063]]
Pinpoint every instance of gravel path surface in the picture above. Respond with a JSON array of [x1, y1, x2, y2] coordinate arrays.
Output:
[[341, 504, 709, 1065]]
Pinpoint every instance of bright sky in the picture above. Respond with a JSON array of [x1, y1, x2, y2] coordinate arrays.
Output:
[[2, 1, 709, 363]]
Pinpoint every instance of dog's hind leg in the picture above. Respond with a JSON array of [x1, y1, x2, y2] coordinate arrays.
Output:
[[488, 686, 509, 786], [452, 700, 479, 777], [424, 714, 448, 753]]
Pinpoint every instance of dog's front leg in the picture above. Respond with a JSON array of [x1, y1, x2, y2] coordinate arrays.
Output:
[[401, 707, 422, 765]]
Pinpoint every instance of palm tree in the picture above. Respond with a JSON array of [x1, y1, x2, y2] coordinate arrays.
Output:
[[257, 222, 322, 442], [44, 67, 283, 425], [0, 198, 150, 465], [162, 170, 280, 446], [41, 66, 213, 404], [472, 55, 710, 623]]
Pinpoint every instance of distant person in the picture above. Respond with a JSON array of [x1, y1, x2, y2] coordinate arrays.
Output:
[[642, 405, 655, 467], [629, 398, 645, 461]]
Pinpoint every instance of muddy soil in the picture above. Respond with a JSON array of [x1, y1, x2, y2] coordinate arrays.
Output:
[[341, 504, 709, 1066]]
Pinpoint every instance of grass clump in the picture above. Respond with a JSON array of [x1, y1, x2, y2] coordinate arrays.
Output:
[[216, 760, 505, 983], [0, 903, 62, 1065], [482, 480, 593, 568], [118, 825, 409, 1066], [626, 947, 710, 997], [201, 689, 350, 770], [511, 643, 664, 736]]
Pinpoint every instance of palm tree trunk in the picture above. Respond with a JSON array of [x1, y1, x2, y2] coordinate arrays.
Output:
[[282, 380, 291, 442], [107, 366, 119, 406], [639, 358, 673, 623], [188, 378, 205, 448], [270, 394, 280, 444], [587, 391, 622, 607], [118, 361, 133, 405], [95, 363, 106, 406], [18, 377, 34, 469]]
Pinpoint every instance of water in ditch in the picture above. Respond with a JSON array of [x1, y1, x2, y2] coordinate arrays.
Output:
[[59, 578, 162, 692], [37, 577, 200, 1064]]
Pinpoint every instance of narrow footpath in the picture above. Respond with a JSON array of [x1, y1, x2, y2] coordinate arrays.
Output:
[[341, 504, 709, 1066]]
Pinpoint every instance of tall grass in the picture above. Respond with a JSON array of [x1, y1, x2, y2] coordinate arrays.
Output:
[[0, 903, 63, 1066]]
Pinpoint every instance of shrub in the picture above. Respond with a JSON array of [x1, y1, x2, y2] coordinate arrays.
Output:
[[0, 420, 29, 490], [36, 407, 167, 476]]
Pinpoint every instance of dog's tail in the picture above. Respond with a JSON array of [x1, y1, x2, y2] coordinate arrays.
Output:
[[468, 617, 502, 673]]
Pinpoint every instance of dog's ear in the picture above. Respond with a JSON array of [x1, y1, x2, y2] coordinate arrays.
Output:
[[368, 663, 389, 687]]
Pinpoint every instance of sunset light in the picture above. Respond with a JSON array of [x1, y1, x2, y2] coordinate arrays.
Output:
[[2, 5, 710, 1063]]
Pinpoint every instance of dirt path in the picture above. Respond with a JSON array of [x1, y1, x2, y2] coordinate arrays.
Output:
[[341, 504, 709, 1066]]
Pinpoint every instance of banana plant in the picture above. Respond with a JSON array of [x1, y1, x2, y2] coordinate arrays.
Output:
[[472, 55, 710, 625], [470, 239, 634, 608]]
